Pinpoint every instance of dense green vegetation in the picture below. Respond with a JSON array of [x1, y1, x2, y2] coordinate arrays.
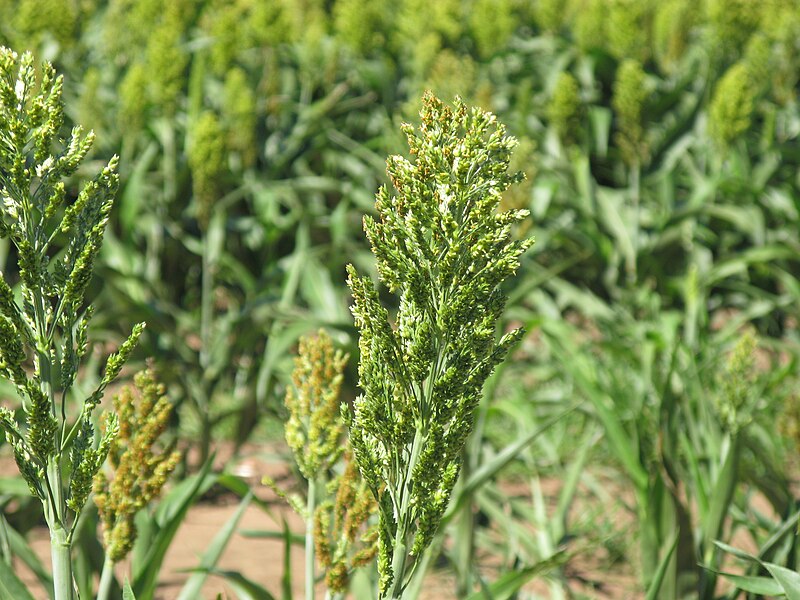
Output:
[[2, 0, 800, 597]]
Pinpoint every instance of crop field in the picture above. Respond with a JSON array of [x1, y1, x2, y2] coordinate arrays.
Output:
[[1, 1, 800, 599]]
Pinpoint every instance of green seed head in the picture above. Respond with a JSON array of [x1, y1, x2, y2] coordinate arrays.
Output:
[[709, 62, 757, 149], [612, 59, 649, 165], [346, 92, 532, 590]]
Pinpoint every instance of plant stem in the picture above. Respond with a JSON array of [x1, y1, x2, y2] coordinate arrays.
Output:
[[306, 476, 317, 600], [41, 324, 74, 600], [454, 463, 474, 598], [198, 221, 214, 465], [97, 555, 115, 600], [386, 429, 425, 600], [47, 487, 73, 600]]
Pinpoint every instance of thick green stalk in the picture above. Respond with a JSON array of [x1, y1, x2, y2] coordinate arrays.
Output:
[[97, 555, 115, 600], [46, 461, 73, 600], [39, 304, 74, 600], [49, 523, 73, 600], [306, 477, 317, 600]]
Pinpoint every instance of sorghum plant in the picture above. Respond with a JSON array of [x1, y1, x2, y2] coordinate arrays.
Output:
[[345, 92, 533, 598], [282, 329, 352, 600], [0, 47, 142, 599], [94, 367, 180, 600]]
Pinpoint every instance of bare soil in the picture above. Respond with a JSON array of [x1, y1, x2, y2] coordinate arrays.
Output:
[[6, 444, 645, 599]]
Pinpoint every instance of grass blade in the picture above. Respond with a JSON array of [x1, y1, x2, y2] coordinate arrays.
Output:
[[762, 563, 800, 600], [177, 491, 254, 600], [133, 456, 216, 599], [466, 550, 568, 600], [198, 569, 277, 600], [706, 570, 783, 596], [644, 531, 678, 600], [281, 517, 293, 600], [123, 579, 137, 600], [0, 558, 36, 600]]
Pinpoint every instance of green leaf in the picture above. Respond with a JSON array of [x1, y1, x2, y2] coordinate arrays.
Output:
[[177, 491, 254, 600], [712, 540, 758, 562], [123, 578, 137, 600], [711, 570, 784, 596], [133, 456, 216, 598], [3, 519, 53, 594], [711, 541, 800, 599], [701, 438, 739, 548], [762, 563, 800, 600], [466, 550, 567, 600], [0, 559, 36, 600], [239, 529, 305, 545], [193, 569, 277, 600], [645, 531, 678, 600], [280, 517, 293, 600]]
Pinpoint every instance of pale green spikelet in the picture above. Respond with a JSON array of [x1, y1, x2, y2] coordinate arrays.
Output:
[[572, 0, 608, 52], [247, 0, 296, 48], [95, 323, 146, 401], [144, 6, 189, 116], [470, 0, 517, 57], [222, 68, 257, 169], [313, 452, 378, 593], [393, 0, 462, 74], [188, 111, 228, 230], [202, 0, 247, 75], [534, 0, 566, 33], [78, 68, 104, 138], [281, 0, 329, 43], [708, 0, 762, 59], [741, 33, 772, 91], [714, 330, 757, 434], [548, 72, 583, 146], [414, 51, 478, 115], [607, 0, 654, 62], [499, 136, 537, 238], [0, 49, 144, 585], [346, 92, 532, 596], [93, 367, 181, 563], [612, 59, 649, 165], [332, 0, 391, 55], [708, 62, 756, 149], [652, 0, 698, 72], [103, 0, 162, 62], [760, 1, 800, 104], [13, 0, 78, 49], [118, 62, 149, 134]]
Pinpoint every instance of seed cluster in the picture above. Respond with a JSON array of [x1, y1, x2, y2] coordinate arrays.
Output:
[[94, 368, 180, 563], [345, 92, 532, 595]]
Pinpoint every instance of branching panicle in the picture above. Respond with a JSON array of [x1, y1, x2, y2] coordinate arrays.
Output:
[[346, 92, 532, 597], [0, 47, 144, 598], [93, 368, 180, 563], [284, 330, 349, 480]]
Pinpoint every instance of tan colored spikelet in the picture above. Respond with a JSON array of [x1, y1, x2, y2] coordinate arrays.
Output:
[[93, 366, 181, 563], [284, 330, 348, 480], [313, 451, 378, 593]]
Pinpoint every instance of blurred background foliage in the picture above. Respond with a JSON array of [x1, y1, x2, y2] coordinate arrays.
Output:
[[2, 0, 800, 596]]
